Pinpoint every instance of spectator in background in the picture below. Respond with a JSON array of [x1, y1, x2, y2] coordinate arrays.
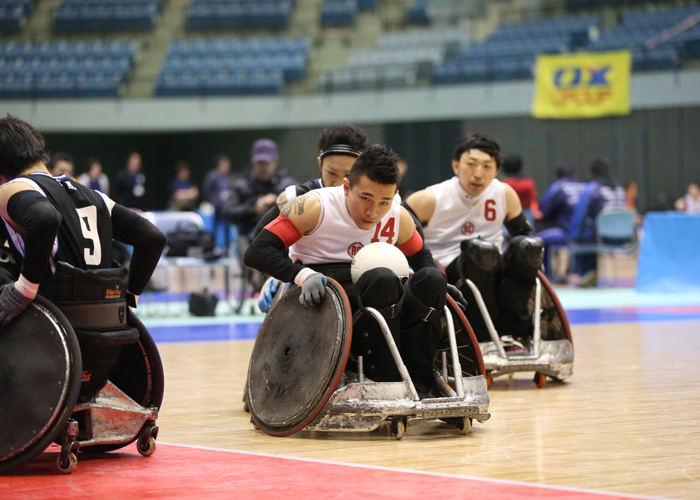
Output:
[[537, 164, 585, 283], [623, 180, 638, 213], [253, 123, 370, 238], [48, 151, 75, 178], [77, 157, 109, 194], [202, 154, 234, 239], [397, 156, 413, 199], [569, 158, 627, 287], [674, 181, 700, 213], [168, 161, 199, 211], [501, 153, 540, 225], [223, 139, 295, 240], [114, 151, 147, 211]]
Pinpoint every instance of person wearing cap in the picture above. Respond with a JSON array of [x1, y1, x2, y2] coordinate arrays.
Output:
[[223, 138, 296, 240], [253, 124, 370, 239], [251, 124, 370, 313]]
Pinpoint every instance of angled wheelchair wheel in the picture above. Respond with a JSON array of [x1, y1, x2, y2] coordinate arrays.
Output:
[[247, 278, 352, 436], [0, 296, 82, 473], [79, 311, 164, 453], [434, 294, 486, 379]]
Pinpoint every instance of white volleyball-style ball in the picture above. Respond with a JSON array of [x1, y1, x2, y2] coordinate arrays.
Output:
[[350, 242, 410, 283]]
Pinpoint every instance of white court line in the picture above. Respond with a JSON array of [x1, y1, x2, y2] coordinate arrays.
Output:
[[159, 441, 672, 500]]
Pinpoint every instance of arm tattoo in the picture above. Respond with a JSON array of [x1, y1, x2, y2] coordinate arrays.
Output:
[[281, 194, 308, 217], [294, 197, 306, 216]]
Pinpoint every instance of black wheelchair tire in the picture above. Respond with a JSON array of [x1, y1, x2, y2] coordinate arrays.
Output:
[[0, 297, 82, 474]]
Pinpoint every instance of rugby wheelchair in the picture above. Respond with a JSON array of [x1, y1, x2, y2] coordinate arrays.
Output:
[[450, 236, 574, 389], [0, 266, 164, 474], [245, 276, 490, 440]]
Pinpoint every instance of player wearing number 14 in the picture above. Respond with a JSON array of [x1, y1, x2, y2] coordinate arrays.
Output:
[[244, 145, 467, 395]]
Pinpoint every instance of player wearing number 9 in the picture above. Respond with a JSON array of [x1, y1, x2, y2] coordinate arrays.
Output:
[[0, 114, 166, 328]]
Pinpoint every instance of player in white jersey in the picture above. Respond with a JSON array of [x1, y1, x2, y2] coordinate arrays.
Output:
[[406, 132, 544, 342], [244, 145, 467, 396]]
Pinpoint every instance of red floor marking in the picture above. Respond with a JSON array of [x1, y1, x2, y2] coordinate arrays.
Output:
[[0, 442, 667, 500]]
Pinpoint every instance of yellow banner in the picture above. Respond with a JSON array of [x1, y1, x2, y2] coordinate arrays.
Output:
[[531, 50, 631, 119]]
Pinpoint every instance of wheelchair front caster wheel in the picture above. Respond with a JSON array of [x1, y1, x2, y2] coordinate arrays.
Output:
[[533, 372, 546, 388], [485, 374, 493, 389], [137, 436, 157, 457], [57, 452, 77, 474], [456, 417, 472, 435], [390, 418, 406, 440], [137, 425, 158, 457]]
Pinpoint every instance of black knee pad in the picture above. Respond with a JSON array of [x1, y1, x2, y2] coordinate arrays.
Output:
[[504, 236, 544, 280], [352, 267, 404, 311], [406, 267, 446, 312], [461, 238, 502, 272], [449, 238, 503, 289]]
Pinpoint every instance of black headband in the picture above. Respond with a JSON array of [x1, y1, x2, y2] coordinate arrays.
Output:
[[319, 144, 362, 160]]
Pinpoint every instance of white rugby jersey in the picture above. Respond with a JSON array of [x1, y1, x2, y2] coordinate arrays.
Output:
[[423, 176, 507, 267], [288, 185, 402, 265]]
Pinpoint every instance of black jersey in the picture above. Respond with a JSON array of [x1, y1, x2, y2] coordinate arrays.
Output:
[[4, 173, 114, 276]]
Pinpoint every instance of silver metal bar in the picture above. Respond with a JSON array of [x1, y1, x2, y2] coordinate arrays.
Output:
[[441, 351, 448, 382], [358, 355, 365, 383], [465, 279, 507, 358], [443, 305, 465, 397], [362, 306, 420, 401], [532, 278, 542, 358]]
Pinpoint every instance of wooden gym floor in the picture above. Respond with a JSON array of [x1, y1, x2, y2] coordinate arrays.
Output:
[[4, 255, 700, 499]]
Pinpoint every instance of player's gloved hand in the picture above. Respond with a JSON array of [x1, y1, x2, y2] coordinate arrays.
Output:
[[299, 273, 327, 308], [258, 277, 280, 313], [446, 284, 468, 313], [0, 282, 34, 330]]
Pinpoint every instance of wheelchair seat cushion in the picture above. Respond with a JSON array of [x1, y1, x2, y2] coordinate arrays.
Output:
[[75, 327, 140, 347]]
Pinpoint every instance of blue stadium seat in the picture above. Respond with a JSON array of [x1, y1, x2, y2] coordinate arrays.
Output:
[[321, 0, 358, 27]]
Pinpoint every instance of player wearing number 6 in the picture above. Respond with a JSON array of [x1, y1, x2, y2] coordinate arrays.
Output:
[[0, 114, 166, 328], [405, 133, 544, 343]]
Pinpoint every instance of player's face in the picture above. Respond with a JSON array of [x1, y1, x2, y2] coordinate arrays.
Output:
[[453, 149, 498, 197], [318, 155, 355, 188], [343, 175, 397, 230]]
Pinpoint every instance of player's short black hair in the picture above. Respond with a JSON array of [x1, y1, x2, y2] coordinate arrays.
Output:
[[0, 114, 50, 179], [348, 144, 400, 189], [318, 124, 369, 155], [502, 153, 523, 174], [453, 132, 502, 169]]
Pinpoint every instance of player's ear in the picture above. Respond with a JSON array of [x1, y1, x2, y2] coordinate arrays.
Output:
[[451, 159, 459, 176], [317, 156, 322, 170], [343, 177, 350, 195]]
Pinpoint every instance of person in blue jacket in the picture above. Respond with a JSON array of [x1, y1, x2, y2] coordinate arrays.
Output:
[[569, 158, 626, 287], [537, 164, 585, 283]]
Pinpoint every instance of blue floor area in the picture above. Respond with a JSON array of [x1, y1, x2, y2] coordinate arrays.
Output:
[[141, 288, 700, 344]]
